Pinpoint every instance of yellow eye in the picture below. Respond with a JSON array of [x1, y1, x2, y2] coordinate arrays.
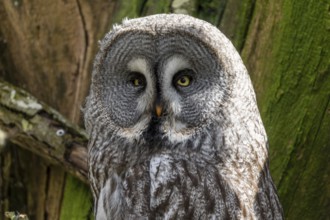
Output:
[[133, 78, 141, 86], [176, 75, 191, 87], [129, 72, 146, 87]]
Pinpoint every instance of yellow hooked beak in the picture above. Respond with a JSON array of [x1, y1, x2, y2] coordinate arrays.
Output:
[[155, 104, 163, 117]]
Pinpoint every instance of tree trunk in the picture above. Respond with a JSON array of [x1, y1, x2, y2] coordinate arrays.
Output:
[[0, 0, 329, 219]]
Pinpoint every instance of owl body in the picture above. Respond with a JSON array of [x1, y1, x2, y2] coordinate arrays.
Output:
[[85, 14, 283, 219]]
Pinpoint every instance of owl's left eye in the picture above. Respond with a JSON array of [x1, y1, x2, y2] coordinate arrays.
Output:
[[176, 75, 191, 87], [128, 72, 146, 88], [173, 69, 194, 88]]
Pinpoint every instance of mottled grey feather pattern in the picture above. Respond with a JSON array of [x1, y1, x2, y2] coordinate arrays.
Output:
[[84, 14, 283, 219]]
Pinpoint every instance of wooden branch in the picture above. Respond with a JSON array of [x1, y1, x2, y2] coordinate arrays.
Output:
[[0, 80, 88, 183]]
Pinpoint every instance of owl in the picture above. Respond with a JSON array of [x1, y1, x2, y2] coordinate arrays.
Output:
[[84, 14, 283, 219]]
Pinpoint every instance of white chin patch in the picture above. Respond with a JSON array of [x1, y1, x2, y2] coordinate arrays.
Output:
[[162, 120, 192, 144], [166, 129, 192, 144], [118, 115, 150, 142]]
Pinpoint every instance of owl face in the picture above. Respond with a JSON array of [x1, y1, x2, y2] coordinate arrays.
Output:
[[94, 30, 229, 143], [85, 14, 283, 219]]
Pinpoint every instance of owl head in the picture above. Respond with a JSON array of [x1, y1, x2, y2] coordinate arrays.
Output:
[[84, 14, 264, 151], [84, 14, 284, 220]]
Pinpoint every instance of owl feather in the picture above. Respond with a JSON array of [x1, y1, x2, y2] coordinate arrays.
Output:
[[84, 14, 283, 220]]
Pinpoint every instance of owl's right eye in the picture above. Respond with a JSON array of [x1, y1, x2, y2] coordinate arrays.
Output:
[[172, 69, 195, 90], [128, 72, 146, 88]]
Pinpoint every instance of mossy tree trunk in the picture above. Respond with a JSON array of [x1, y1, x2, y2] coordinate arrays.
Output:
[[0, 0, 329, 219], [241, 1, 329, 219]]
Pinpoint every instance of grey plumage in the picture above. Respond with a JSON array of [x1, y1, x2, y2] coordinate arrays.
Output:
[[84, 14, 283, 219]]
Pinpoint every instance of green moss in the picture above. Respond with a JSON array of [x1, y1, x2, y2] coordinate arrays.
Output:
[[112, 0, 145, 24], [112, 0, 172, 23], [141, 0, 172, 15], [247, 0, 330, 219], [195, 0, 226, 25], [60, 175, 93, 220], [232, 0, 255, 51], [171, 0, 196, 15]]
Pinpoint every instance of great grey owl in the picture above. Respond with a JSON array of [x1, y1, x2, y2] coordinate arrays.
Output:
[[84, 14, 283, 219]]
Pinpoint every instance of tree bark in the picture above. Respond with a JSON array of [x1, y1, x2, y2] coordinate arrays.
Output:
[[241, 1, 330, 219], [0, 0, 329, 219], [0, 81, 88, 181]]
